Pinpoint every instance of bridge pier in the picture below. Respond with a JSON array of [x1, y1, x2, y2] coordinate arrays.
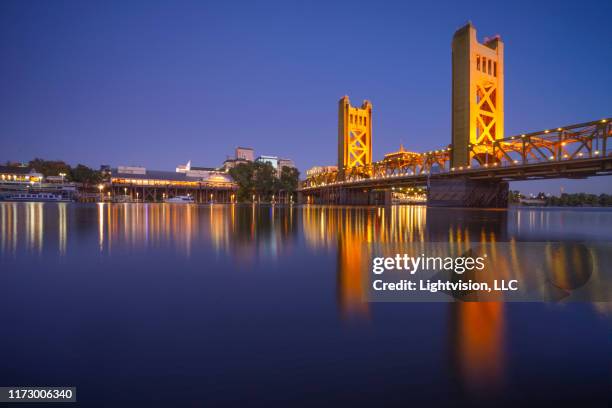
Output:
[[427, 177, 508, 208], [299, 188, 392, 206]]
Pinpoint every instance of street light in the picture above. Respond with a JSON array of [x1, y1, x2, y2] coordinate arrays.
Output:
[[59, 172, 66, 183], [98, 184, 104, 202]]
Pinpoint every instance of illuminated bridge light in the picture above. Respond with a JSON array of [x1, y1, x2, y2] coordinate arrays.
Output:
[[513, 160, 519, 164], [544, 130, 550, 134], [578, 152, 584, 157], [595, 150, 600, 155], [451, 167, 455, 171], [521, 134, 526, 138], [561, 142, 566, 146], [563, 154, 568, 158], [557, 128, 563, 131], [549, 156, 555, 160], [602, 119, 607, 123]]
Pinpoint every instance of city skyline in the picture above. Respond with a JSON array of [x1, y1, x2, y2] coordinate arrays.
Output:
[[1, 0, 611, 194]]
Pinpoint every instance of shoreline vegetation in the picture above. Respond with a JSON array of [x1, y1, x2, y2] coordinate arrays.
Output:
[[510, 191, 612, 207], [7, 159, 104, 185]]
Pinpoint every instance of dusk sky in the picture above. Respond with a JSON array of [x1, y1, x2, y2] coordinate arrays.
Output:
[[1, 0, 611, 194]]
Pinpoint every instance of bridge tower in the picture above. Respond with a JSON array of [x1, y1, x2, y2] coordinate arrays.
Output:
[[451, 23, 504, 167], [338, 96, 373, 180]]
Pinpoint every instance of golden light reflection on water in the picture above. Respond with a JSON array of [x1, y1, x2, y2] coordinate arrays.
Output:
[[451, 302, 505, 396], [300, 205, 610, 398], [58, 203, 67, 255], [91, 203, 300, 262], [24, 203, 43, 253]]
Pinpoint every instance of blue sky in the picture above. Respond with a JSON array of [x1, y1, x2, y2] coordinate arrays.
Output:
[[1, 0, 611, 194]]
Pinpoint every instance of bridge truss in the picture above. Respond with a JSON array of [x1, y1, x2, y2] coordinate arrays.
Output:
[[303, 119, 611, 189]]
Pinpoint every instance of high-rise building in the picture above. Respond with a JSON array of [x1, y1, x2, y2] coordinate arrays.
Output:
[[235, 147, 254, 162]]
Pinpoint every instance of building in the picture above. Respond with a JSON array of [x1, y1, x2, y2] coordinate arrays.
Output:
[[382, 144, 421, 162], [176, 160, 192, 173], [0, 165, 76, 200], [108, 166, 237, 203], [221, 148, 296, 174], [256, 155, 279, 170], [175, 160, 216, 177], [0, 166, 43, 184], [221, 157, 249, 171], [306, 166, 337, 177], [278, 158, 296, 170], [235, 147, 254, 162], [117, 165, 146, 175]]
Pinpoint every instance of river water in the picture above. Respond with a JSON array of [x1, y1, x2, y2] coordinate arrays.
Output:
[[0, 203, 610, 406]]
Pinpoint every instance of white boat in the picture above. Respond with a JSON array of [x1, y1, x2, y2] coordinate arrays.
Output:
[[1, 192, 72, 202], [164, 195, 195, 204]]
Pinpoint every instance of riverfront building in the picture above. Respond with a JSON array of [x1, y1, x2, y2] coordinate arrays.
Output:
[[0, 165, 43, 184], [108, 166, 237, 203], [0, 165, 77, 200]]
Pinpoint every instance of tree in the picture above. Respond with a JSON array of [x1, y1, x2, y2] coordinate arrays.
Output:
[[228, 162, 300, 202], [229, 162, 256, 202], [509, 190, 522, 203], [253, 162, 277, 201], [28, 158, 102, 184], [279, 166, 299, 194], [29, 158, 71, 177], [70, 164, 103, 184]]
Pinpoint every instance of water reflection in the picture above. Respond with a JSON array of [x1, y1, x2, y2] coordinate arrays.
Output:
[[0, 202, 610, 402], [450, 302, 505, 398]]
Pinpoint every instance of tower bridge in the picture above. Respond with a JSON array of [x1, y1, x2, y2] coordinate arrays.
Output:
[[298, 23, 611, 207]]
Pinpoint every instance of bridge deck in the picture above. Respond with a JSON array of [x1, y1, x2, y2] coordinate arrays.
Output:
[[300, 155, 612, 192]]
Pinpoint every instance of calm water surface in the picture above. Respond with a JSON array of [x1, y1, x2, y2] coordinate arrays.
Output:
[[0, 203, 610, 406]]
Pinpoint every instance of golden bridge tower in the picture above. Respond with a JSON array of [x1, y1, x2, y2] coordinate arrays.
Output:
[[338, 96, 373, 180], [451, 23, 504, 167]]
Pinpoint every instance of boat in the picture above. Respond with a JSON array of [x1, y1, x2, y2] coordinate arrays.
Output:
[[164, 195, 195, 204], [1, 192, 72, 202]]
